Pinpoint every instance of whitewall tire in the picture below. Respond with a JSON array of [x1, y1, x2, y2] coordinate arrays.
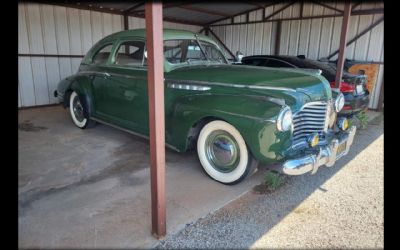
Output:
[[197, 120, 256, 184], [69, 91, 95, 129]]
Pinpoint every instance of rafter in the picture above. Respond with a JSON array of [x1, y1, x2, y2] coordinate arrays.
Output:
[[178, 5, 230, 17], [311, 1, 344, 13], [206, 1, 277, 26], [264, 1, 296, 20], [123, 2, 144, 15]]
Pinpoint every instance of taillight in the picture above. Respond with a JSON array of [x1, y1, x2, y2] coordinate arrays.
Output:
[[329, 81, 355, 93]]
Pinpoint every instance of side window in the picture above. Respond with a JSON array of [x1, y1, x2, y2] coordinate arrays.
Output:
[[92, 44, 113, 65], [198, 40, 227, 63], [264, 59, 292, 68], [164, 40, 184, 63], [114, 40, 146, 67], [186, 40, 206, 61]]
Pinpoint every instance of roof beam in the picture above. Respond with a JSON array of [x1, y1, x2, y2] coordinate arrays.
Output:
[[207, 28, 235, 59], [264, 1, 296, 21], [205, 1, 277, 26], [129, 12, 204, 26], [210, 8, 384, 27], [178, 5, 230, 17], [327, 16, 384, 60], [311, 1, 344, 13], [334, 2, 351, 88], [351, 2, 362, 11], [123, 2, 144, 15]]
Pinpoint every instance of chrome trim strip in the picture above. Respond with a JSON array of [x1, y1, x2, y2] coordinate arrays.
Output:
[[167, 83, 210, 91], [79, 71, 147, 80], [90, 117, 180, 152], [166, 79, 296, 92]]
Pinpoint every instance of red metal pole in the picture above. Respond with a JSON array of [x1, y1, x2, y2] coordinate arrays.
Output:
[[334, 2, 352, 88], [145, 0, 166, 238]]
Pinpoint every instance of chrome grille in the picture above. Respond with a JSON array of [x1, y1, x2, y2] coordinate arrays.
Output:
[[292, 102, 329, 145]]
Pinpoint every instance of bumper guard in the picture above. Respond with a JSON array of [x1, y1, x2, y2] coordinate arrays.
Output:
[[282, 125, 357, 175]]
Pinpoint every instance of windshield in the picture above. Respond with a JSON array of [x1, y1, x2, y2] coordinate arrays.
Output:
[[163, 39, 228, 65]]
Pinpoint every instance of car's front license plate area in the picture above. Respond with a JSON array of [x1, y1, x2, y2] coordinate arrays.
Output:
[[337, 141, 347, 156]]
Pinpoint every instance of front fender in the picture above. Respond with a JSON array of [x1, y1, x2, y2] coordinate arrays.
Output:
[[57, 74, 94, 117], [167, 93, 292, 163]]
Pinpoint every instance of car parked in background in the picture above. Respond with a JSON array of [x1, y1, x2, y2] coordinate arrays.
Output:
[[240, 55, 369, 117], [55, 29, 356, 184]]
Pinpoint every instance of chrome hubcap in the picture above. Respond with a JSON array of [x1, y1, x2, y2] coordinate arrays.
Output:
[[205, 130, 240, 173], [72, 97, 85, 122]]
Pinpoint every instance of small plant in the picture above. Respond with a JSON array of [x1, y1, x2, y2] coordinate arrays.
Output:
[[264, 170, 283, 190], [356, 110, 369, 129]]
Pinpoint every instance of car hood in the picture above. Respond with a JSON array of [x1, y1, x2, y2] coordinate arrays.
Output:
[[166, 64, 332, 110]]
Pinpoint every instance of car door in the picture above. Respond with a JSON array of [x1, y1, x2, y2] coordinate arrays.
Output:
[[85, 43, 116, 119], [102, 38, 149, 134]]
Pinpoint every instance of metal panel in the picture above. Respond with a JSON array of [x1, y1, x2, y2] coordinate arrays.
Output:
[[26, 3, 45, 54], [238, 15, 247, 55], [245, 11, 256, 55], [307, 5, 324, 59], [31, 57, 50, 105], [366, 14, 383, 61], [41, 4, 58, 54], [345, 15, 359, 59], [58, 58, 72, 80], [18, 82, 22, 108], [91, 11, 103, 44], [19, 57, 36, 107], [18, 4, 30, 54], [112, 14, 123, 33], [54, 6, 70, 54], [45, 57, 61, 104], [279, 4, 293, 55], [80, 10, 93, 54], [68, 8, 82, 55], [253, 10, 264, 55], [102, 13, 114, 37], [297, 3, 313, 56]]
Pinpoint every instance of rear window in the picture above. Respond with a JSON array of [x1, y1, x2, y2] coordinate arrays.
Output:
[[92, 44, 113, 65]]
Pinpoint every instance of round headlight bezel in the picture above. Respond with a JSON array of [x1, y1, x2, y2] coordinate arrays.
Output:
[[277, 106, 293, 132], [334, 93, 345, 113], [337, 117, 349, 131]]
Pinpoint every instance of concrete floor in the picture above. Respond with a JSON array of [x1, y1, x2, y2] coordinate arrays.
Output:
[[18, 105, 267, 248]]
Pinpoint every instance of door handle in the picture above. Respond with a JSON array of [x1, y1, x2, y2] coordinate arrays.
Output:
[[104, 72, 111, 78]]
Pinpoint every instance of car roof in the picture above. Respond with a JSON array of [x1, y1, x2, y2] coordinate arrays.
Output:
[[101, 28, 217, 45]]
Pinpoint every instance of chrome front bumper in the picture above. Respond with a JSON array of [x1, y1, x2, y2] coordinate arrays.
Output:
[[282, 126, 357, 175]]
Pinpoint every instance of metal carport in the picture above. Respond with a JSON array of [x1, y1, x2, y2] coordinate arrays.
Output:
[[18, 0, 384, 241]]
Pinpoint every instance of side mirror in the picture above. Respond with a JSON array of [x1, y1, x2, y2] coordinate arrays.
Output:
[[235, 51, 244, 62]]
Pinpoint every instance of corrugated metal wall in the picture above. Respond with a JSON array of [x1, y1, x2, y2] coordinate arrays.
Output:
[[210, 1, 384, 109], [19, 2, 383, 109], [18, 3, 200, 107]]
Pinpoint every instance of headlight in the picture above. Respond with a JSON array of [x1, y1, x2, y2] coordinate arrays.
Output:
[[337, 117, 349, 131], [276, 106, 292, 132], [334, 93, 345, 113]]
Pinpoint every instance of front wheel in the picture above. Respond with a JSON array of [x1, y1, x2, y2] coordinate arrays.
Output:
[[197, 120, 257, 184], [69, 91, 96, 129]]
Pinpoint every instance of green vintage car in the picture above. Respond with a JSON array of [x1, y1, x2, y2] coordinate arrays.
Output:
[[55, 29, 356, 184]]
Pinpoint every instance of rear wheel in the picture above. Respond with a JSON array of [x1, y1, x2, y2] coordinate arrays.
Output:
[[197, 120, 257, 184], [69, 91, 96, 129]]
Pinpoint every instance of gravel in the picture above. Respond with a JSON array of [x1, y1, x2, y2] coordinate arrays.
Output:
[[156, 114, 383, 249]]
